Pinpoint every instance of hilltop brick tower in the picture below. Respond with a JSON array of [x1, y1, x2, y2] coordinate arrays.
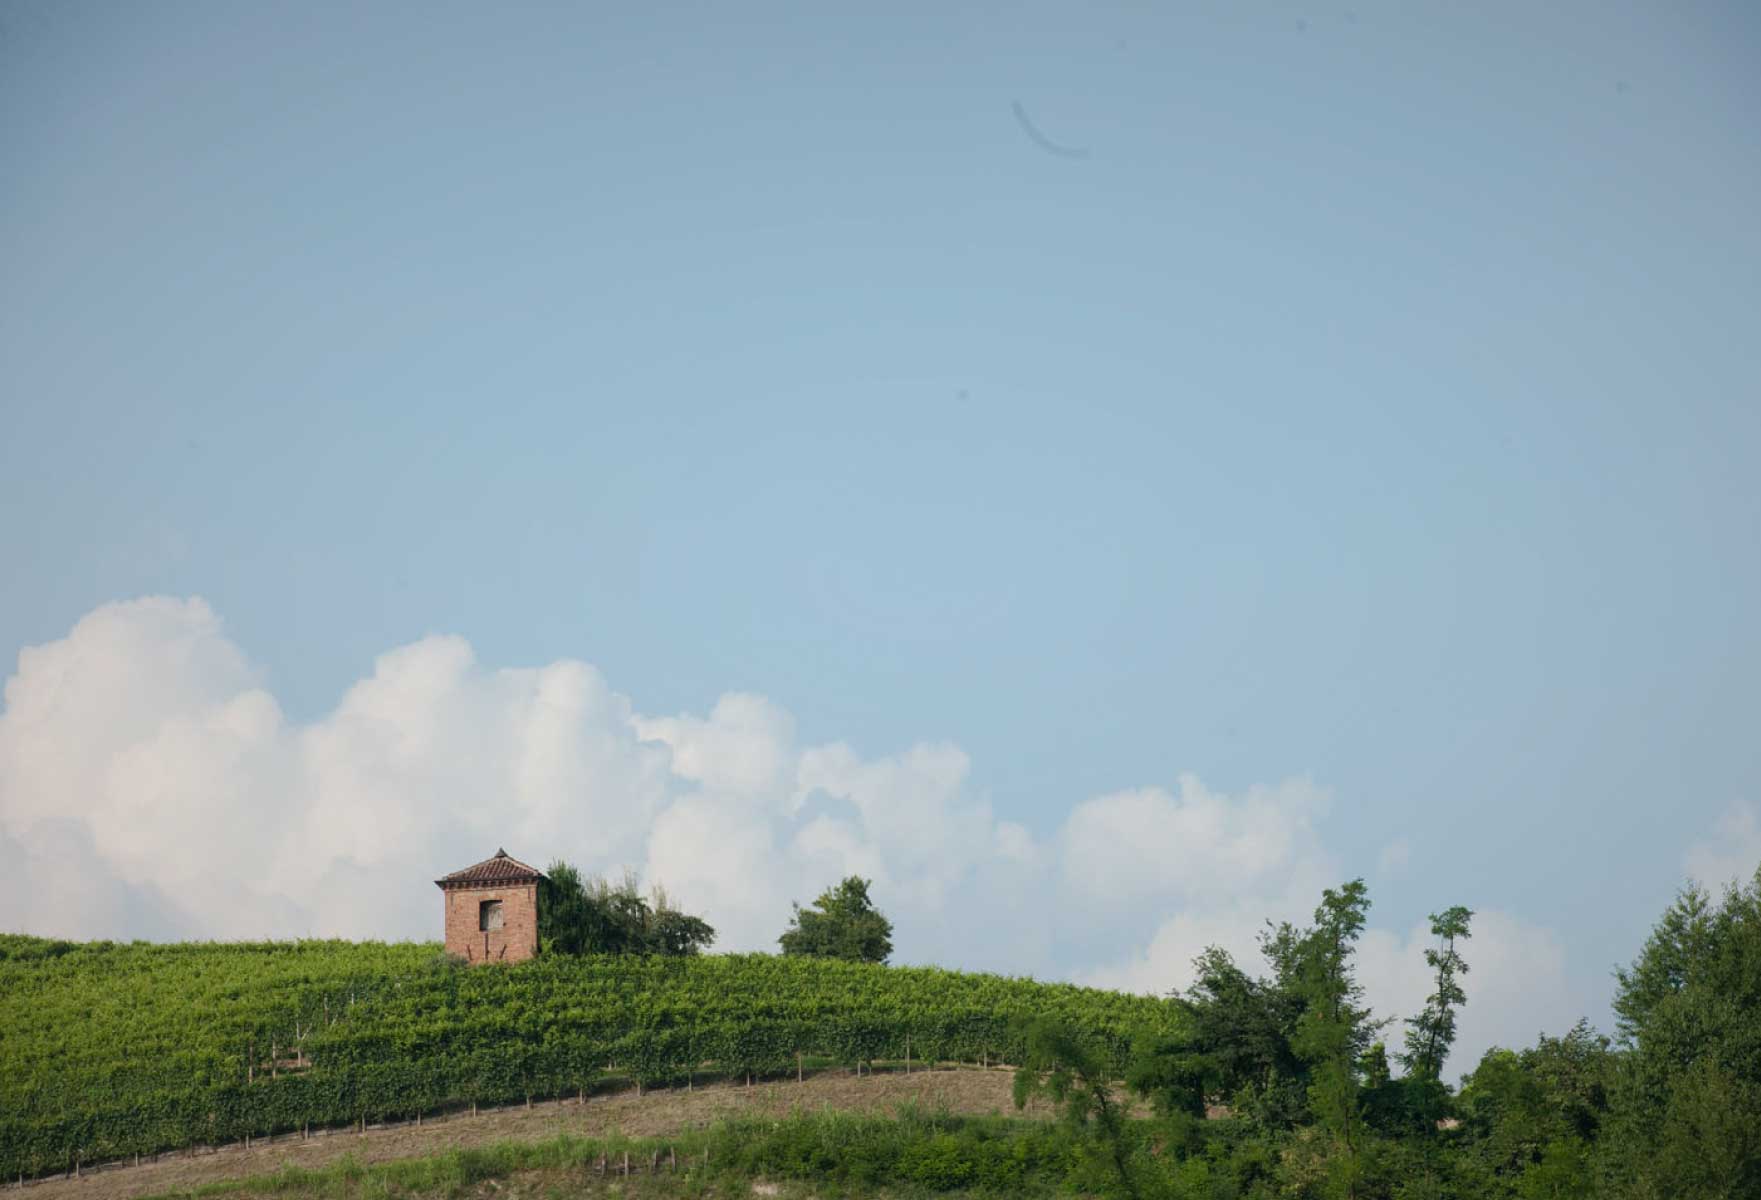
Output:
[[436, 849, 544, 964]]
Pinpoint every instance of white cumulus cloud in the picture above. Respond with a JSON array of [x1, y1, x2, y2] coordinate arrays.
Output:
[[1356, 910, 1577, 1078], [1685, 801, 1761, 892], [0, 595, 1586, 1073], [1377, 837, 1411, 876]]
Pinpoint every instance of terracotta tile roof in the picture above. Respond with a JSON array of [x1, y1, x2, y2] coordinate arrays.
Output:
[[435, 848, 546, 888]]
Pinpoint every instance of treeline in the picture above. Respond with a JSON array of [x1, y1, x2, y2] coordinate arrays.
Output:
[[4, 868, 1755, 1194], [536, 865, 716, 957], [0, 943, 1177, 1181], [537, 865, 894, 964], [1009, 868, 1761, 1198]]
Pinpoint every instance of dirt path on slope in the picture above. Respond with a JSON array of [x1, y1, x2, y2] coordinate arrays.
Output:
[[21, 1068, 1038, 1200]]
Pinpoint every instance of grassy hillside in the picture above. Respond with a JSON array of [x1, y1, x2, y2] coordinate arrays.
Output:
[[0, 935, 1179, 1180], [133, 1111, 1087, 1200]]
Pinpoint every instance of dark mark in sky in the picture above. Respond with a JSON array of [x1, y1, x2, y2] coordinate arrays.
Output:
[[1011, 100, 1091, 160]]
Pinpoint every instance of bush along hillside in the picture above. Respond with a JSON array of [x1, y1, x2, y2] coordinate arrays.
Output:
[[999, 871, 1761, 1200], [0, 941, 1181, 1181]]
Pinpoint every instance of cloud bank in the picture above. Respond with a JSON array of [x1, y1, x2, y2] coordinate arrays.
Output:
[[2, 596, 1583, 1073], [1685, 801, 1761, 892]]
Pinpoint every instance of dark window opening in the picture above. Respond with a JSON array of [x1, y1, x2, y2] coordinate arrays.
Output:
[[479, 899, 504, 931]]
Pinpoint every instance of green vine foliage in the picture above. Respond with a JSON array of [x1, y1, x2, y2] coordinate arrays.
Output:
[[0, 936, 1182, 1180]]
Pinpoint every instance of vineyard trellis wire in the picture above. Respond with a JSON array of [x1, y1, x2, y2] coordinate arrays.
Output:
[[0, 936, 1183, 1181]]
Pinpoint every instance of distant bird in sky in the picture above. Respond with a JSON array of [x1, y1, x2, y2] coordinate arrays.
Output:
[[1011, 100, 1090, 160]]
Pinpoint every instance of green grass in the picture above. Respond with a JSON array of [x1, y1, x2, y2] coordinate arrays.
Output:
[[138, 1109, 1085, 1200]]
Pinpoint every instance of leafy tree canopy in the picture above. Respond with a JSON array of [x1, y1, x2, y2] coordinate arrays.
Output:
[[778, 876, 894, 964], [538, 862, 715, 957], [1400, 905, 1475, 1083], [1602, 867, 1761, 1198]]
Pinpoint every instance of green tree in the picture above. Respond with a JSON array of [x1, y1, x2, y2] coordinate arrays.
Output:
[[1400, 905, 1474, 1084], [1600, 868, 1761, 1198], [778, 876, 893, 964], [1121, 1025, 1217, 1167], [1124, 1025, 1211, 1122], [643, 907, 715, 956], [1457, 1021, 1613, 1194], [1515, 1135, 1595, 1200], [1013, 1018, 1144, 1199], [1175, 943, 1310, 1128], [537, 860, 600, 955], [1358, 1040, 1414, 1138], [1286, 879, 1383, 1199], [1610, 881, 1717, 1044], [539, 862, 716, 957]]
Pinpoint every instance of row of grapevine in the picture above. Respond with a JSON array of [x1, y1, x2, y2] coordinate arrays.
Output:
[[0, 938, 1182, 1180]]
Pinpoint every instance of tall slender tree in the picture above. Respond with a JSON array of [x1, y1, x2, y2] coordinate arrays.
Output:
[[1288, 879, 1381, 1199], [1401, 905, 1475, 1083]]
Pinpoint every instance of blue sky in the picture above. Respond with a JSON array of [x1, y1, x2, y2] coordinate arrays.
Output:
[[3, 1, 1759, 1064]]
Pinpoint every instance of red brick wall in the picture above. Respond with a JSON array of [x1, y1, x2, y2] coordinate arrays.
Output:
[[442, 882, 539, 964]]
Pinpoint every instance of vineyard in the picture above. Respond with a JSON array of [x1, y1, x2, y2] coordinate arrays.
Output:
[[0, 935, 1181, 1181]]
